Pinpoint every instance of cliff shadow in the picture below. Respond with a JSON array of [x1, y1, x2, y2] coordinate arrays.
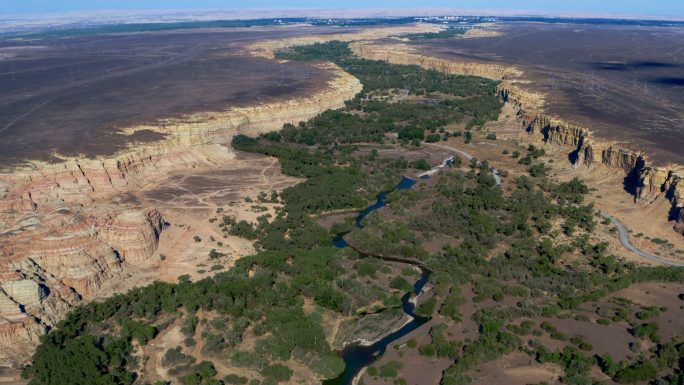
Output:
[[669, 205, 681, 222], [622, 157, 646, 199]]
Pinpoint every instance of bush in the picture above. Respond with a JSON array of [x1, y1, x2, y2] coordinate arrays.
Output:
[[261, 364, 293, 382], [389, 276, 415, 293], [614, 361, 658, 383], [409, 159, 431, 171], [578, 342, 593, 351], [597, 318, 611, 326], [415, 297, 437, 317], [367, 366, 378, 376], [379, 361, 403, 378], [419, 344, 436, 356], [225, 374, 249, 384], [196, 361, 217, 379], [550, 332, 569, 341], [407, 339, 418, 349]]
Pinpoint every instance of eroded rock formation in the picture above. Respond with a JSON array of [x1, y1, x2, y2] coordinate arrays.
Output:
[[0, 61, 361, 365], [350, 41, 684, 236], [676, 209, 684, 236], [0, 206, 167, 364]]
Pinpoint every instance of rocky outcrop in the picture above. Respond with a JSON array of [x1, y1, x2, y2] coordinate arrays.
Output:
[[0, 61, 361, 365], [97, 208, 164, 265], [676, 209, 684, 236], [350, 42, 521, 80], [0, 62, 360, 204], [350, 41, 684, 236], [0, 205, 165, 364]]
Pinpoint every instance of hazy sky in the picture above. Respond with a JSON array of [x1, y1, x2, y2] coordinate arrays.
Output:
[[1, 0, 683, 16]]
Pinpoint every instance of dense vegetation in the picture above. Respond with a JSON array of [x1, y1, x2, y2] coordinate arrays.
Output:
[[21, 41, 684, 385]]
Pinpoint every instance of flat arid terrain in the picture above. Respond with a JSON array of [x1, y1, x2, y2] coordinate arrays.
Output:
[[2, 16, 684, 385], [410, 23, 684, 167]]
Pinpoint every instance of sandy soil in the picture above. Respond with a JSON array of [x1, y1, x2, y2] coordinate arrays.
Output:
[[139, 150, 300, 284]]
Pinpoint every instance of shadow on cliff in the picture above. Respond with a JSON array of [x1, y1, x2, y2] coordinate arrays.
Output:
[[621, 156, 647, 202], [669, 205, 681, 222]]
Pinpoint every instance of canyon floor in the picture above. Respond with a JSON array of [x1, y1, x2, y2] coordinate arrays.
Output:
[[1, 20, 684, 383], [402, 23, 684, 167]]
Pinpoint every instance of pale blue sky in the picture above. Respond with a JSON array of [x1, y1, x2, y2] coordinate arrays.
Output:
[[1, 0, 682, 16]]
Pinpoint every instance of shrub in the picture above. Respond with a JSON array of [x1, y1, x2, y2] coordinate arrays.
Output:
[[407, 339, 418, 349], [614, 361, 658, 383], [261, 364, 293, 382], [389, 276, 414, 293], [224, 374, 249, 384], [550, 332, 569, 341], [597, 318, 611, 326], [379, 361, 403, 378], [419, 344, 436, 356], [578, 342, 593, 351]]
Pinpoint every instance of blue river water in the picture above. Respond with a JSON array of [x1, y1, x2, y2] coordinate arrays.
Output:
[[324, 176, 430, 385]]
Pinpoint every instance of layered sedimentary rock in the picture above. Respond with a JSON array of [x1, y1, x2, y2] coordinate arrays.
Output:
[[0, 206, 166, 364], [0, 63, 359, 205], [350, 42, 521, 80], [349, 41, 684, 235], [0, 61, 361, 364], [97, 208, 164, 265]]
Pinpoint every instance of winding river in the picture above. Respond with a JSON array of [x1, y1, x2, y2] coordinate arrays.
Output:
[[432, 143, 680, 266], [324, 144, 680, 384], [325, 176, 433, 385]]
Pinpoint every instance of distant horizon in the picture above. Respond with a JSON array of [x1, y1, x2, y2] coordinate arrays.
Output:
[[1, 1, 683, 18], [2, 7, 684, 21]]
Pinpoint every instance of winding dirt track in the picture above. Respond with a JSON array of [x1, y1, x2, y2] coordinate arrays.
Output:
[[427, 143, 681, 267]]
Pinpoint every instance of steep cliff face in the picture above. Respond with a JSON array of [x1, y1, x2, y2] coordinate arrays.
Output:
[[97, 208, 164, 265], [0, 205, 165, 364], [350, 42, 521, 80], [350, 41, 684, 236], [0, 61, 361, 365], [676, 209, 684, 236], [0, 63, 360, 204]]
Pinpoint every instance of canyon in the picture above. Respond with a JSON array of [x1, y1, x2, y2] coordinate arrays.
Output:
[[1, 21, 684, 369], [0, 35, 362, 364], [346, 39, 684, 242]]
